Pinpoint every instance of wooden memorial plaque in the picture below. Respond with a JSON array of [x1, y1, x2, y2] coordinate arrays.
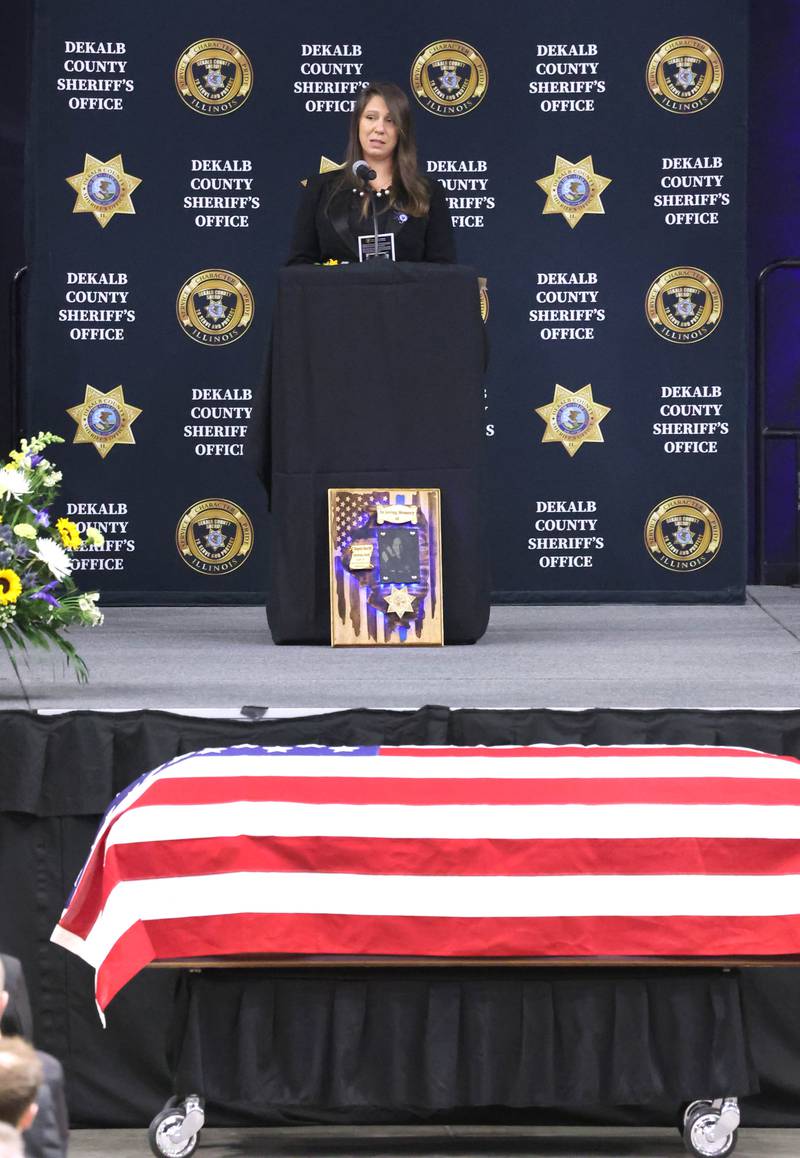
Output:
[[328, 488, 443, 646]]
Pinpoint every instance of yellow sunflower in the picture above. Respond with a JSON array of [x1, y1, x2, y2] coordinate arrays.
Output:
[[56, 517, 81, 549], [0, 569, 22, 605]]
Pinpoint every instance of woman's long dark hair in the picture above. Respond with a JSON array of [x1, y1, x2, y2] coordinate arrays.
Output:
[[330, 82, 430, 218]]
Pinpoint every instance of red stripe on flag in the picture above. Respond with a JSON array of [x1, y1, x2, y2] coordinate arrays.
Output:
[[380, 746, 795, 761], [95, 911, 800, 1011], [94, 919, 157, 1012], [58, 835, 800, 942], [60, 851, 108, 942], [124, 775, 800, 808]]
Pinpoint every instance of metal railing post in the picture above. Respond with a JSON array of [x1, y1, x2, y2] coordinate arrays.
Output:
[[755, 259, 800, 585], [9, 265, 28, 448]]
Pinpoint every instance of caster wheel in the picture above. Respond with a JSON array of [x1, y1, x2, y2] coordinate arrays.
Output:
[[677, 1100, 713, 1137], [148, 1106, 200, 1158], [682, 1106, 738, 1157]]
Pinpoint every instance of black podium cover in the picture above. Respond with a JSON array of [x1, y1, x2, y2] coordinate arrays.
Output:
[[248, 262, 490, 644]]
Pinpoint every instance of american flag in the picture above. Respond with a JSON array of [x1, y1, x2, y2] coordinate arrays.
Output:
[[51, 743, 800, 1016], [333, 489, 389, 551]]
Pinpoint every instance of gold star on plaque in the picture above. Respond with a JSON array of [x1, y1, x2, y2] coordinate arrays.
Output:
[[66, 153, 142, 228], [536, 155, 611, 229], [66, 385, 142, 458], [535, 384, 611, 457], [385, 585, 416, 617]]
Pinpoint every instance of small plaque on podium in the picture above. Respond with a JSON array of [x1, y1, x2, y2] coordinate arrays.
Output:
[[328, 487, 443, 646]]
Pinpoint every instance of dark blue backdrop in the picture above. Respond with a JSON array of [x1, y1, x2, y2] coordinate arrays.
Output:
[[748, 2, 800, 582], [22, 0, 750, 603]]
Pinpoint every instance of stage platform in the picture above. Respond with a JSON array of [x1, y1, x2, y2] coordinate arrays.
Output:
[[69, 1125, 799, 1157], [1, 587, 798, 711]]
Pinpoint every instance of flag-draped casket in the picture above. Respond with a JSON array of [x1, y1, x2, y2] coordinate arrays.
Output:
[[52, 743, 800, 1014]]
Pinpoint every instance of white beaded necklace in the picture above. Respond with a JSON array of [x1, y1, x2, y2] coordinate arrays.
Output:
[[351, 186, 392, 198]]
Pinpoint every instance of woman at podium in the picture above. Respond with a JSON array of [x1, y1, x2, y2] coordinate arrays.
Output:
[[248, 82, 488, 646], [287, 82, 456, 265]]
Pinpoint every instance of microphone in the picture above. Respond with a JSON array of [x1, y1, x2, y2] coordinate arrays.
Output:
[[352, 159, 377, 183]]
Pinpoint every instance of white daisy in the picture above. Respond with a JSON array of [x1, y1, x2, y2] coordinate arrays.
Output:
[[34, 537, 71, 580], [0, 469, 31, 499]]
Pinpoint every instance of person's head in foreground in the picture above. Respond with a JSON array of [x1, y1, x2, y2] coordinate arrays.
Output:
[[0, 1037, 41, 1134], [0, 1121, 23, 1158]]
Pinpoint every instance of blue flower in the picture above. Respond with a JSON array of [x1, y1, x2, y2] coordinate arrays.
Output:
[[29, 579, 60, 608], [30, 591, 60, 608], [30, 590, 59, 608], [28, 505, 50, 527]]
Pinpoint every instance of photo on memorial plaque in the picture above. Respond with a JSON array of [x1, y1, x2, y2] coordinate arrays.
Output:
[[378, 525, 421, 583], [328, 488, 443, 647]]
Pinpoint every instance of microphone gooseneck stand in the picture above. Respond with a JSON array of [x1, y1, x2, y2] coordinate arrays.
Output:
[[371, 189, 380, 260], [351, 161, 381, 260]]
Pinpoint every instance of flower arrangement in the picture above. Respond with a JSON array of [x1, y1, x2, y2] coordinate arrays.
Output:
[[0, 432, 104, 684]]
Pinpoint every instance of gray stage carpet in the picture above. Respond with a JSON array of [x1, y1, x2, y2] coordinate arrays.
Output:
[[69, 1125, 800, 1157], [1, 587, 798, 711]]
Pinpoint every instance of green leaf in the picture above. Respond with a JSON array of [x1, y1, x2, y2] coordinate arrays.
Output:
[[0, 634, 32, 707], [39, 624, 89, 683], [3, 625, 27, 649]]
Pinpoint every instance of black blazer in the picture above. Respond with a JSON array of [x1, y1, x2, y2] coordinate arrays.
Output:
[[287, 170, 456, 265], [0, 954, 33, 1038], [0, 954, 69, 1158]]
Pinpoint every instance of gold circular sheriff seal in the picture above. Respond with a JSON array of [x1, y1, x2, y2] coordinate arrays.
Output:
[[646, 267, 723, 344], [411, 40, 488, 116], [176, 499, 254, 574], [175, 39, 253, 115], [646, 37, 724, 114], [645, 496, 722, 572], [177, 269, 254, 346]]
